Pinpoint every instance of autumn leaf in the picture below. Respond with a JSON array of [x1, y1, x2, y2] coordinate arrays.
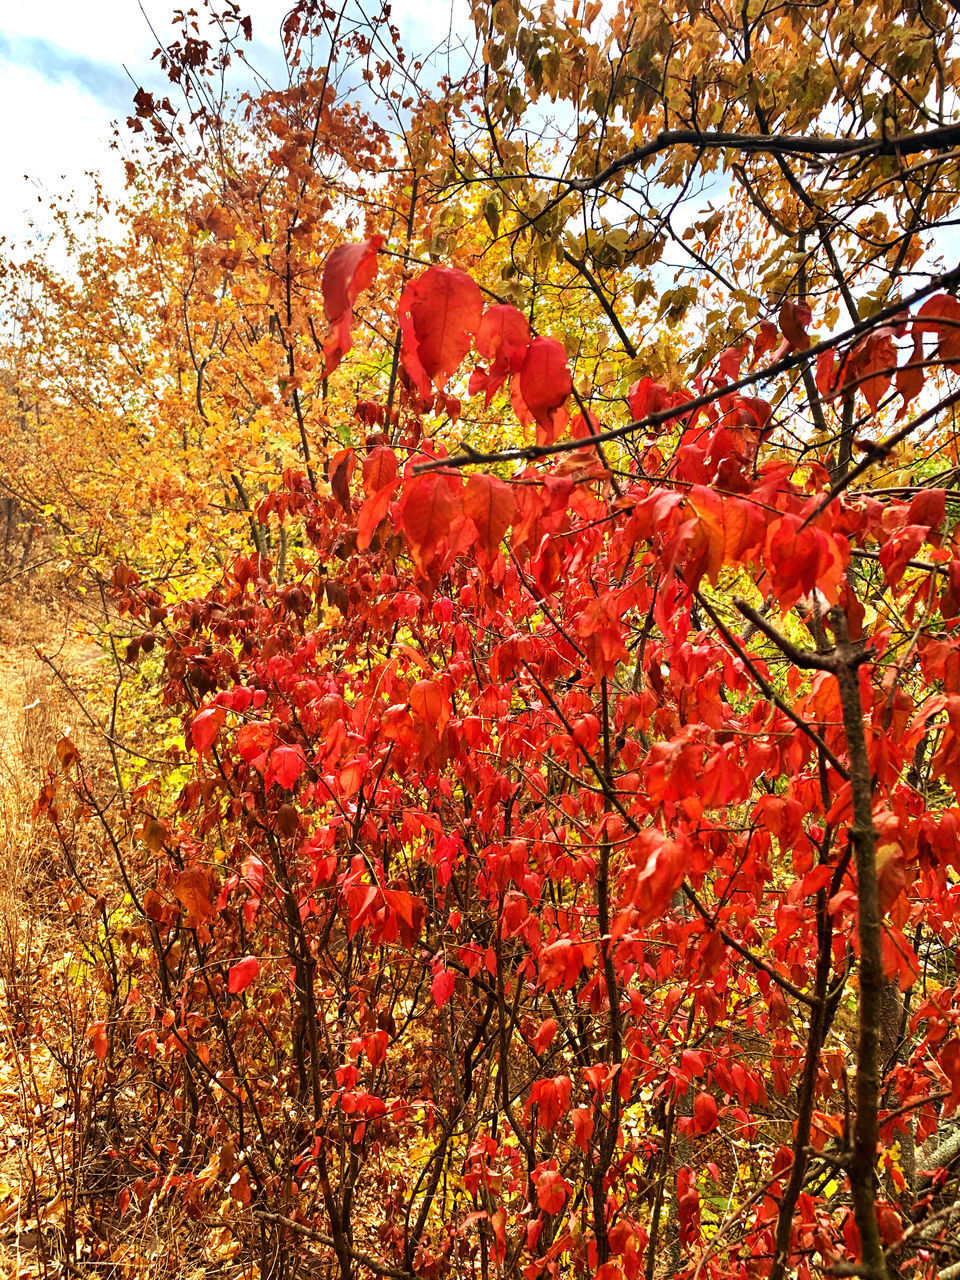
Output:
[[531, 1018, 558, 1054], [191, 706, 226, 756], [847, 330, 897, 413], [693, 1091, 719, 1133], [939, 1037, 960, 1115], [765, 514, 848, 612], [469, 303, 530, 404], [431, 968, 455, 1008], [778, 299, 812, 350], [396, 470, 464, 581], [399, 266, 484, 397], [56, 735, 81, 772], [228, 955, 259, 994], [355, 446, 400, 550], [410, 678, 451, 732], [267, 743, 307, 790], [897, 326, 926, 408], [535, 1168, 570, 1214], [879, 524, 928, 588], [329, 447, 356, 512], [516, 336, 572, 443], [918, 293, 960, 369], [88, 1020, 109, 1062], [322, 236, 383, 373], [141, 816, 168, 853], [362, 446, 399, 497], [356, 485, 394, 551], [175, 866, 214, 925], [628, 376, 694, 426], [463, 472, 515, 555], [571, 1107, 594, 1151]]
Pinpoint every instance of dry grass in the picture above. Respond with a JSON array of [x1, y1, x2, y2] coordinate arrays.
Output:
[[0, 646, 92, 1277], [0, 589, 238, 1279]]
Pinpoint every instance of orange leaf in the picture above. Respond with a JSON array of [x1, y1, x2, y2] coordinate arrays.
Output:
[[356, 485, 394, 551], [850, 330, 897, 413], [88, 1020, 109, 1062], [410, 678, 451, 731], [175, 866, 214, 925], [56, 735, 81, 772]]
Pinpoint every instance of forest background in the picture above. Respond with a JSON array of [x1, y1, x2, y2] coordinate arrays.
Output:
[[2, 2, 960, 1280]]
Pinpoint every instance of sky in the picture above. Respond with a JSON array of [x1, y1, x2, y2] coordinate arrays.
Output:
[[0, 0, 464, 253]]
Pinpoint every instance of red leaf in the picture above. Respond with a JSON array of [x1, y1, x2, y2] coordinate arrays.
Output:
[[399, 266, 484, 397], [267, 744, 307, 790], [677, 1167, 701, 1245], [191, 706, 225, 756], [517, 336, 572, 443], [908, 488, 945, 532], [89, 1020, 109, 1062], [329, 447, 356, 512], [575, 593, 629, 676], [623, 829, 686, 926], [816, 348, 839, 398], [779, 299, 812, 351], [918, 293, 960, 369], [939, 1036, 960, 1115], [347, 884, 379, 938], [362, 1029, 388, 1067], [469, 303, 530, 404], [356, 485, 394, 551], [410, 678, 451, 732], [362, 446, 399, 498], [431, 968, 455, 1008], [628, 376, 694, 426], [397, 471, 463, 580], [571, 1106, 594, 1151], [849, 330, 897, 413], [532, 1018, 558, 1054], [463, 473, 515, 555], [228, 955, 259, 994], [879, 524, 927, 588], [693, 1091, 718, 1134], [535, 1168, 569, 1214], [322, 237, 383, 373], [897, 326, 926, 408], [765, 514, 848, 612]]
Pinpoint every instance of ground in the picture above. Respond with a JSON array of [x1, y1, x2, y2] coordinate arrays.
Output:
[[0, 572, 119, 1278]]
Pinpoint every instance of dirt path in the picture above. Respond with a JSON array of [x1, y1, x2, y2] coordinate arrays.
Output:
[[0, 581, 110, 1277]]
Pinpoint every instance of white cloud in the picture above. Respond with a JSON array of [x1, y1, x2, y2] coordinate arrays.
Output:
[[0, 0, 470, 251], [0, 62, 124, 253], [1, 0, 156, 65]]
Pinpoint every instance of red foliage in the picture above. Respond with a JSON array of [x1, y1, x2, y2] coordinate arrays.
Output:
[[50, 253, 960, 1280]]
